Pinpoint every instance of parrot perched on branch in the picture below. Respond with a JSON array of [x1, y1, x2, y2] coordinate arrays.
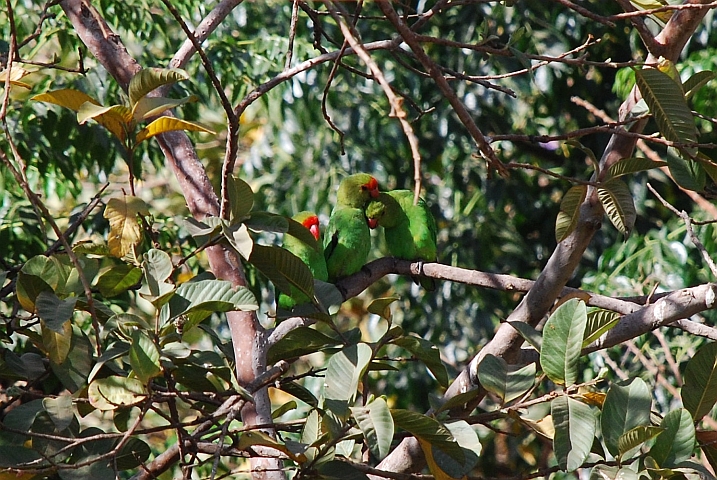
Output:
[[324, 173, 380, 281], [277, 211, 328, 311], [365, 189, 438, 289]]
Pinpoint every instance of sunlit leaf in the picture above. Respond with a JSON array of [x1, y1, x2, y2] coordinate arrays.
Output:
[[267, 326, 341, 364], [635, 67, 697, 145], [104, 196, 150, 259], [97, 264, 142, 297], [597, 179, 636, 237], [540, 299, 587, 386], [393, 334, 448, 388], [41, 320, 72, 365], [77, 102, 132, 141], [666, 148, 706, 192], [556, 185, 587, 243], [237, 431, 306, 462], [552, 395, 596, 472], [227, 176, 255, 221], [88, 376, 146, 411], [351, 397, 394, 460], [135, 116, 214, 143], [367, 296, 400, 321], [32, 88, 100, 112], [650, 408, 695, 467], [132, 95, 197, 121], [617, 425, 663, 460], [323, 343, 372, 403], [128, 67, 189, 106], [507, 321, 542, 351], [129, 330, 161, 384], [249, 244, 314, 299], [683, 70, 715, 101], [583, 309, 620, 347]]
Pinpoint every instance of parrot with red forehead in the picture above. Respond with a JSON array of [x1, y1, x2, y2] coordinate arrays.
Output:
[[324, 173, 380, 281], [277, 211, 328, 311], [365, 189, 437, 289]]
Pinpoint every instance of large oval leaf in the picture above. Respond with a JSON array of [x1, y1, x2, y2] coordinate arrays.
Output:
[[249, 244, 314, 299], [323, 343, 372, 403], [267, 326, 341, 364], [540, 298, 587, 386], [650, 408, 695, 467], [392, 334, 448, 388], [104, 196, 150, 259], [601, 377, 651, 457], [597, 179, 636, 237], [132, 95, 197, 121], [477, 354, 535, 404], [32, 88, 99, 112], [606, 157, 667, 180], [77, 102, 132, 141], [682, 342, 717, 422], [635, 67, 698, 145], [552, 395, 596, 472], [88, 376, 146, 411], [351, 397, 394, 460], [129, 330, 161, 384]]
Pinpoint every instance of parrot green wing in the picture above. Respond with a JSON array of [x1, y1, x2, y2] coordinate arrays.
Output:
[[390, 191, 438, 262], [323, 206, 371, 281], [277, 212, 328, 311]]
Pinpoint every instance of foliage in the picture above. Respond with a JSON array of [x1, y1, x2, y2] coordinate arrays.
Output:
[[2, 1, 717, 480]]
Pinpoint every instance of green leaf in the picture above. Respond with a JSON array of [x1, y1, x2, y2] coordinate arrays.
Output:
[[249, 244, 314, 299], [4, 351, 46, 380], [367, 296, 400, 321], [683, 70, 715, 101], [184, 216, 222, 246], [135, 116, 214, 143], [682, 342, 717, 422], [132, 95, 197, 121], [267, 327, 341, 364], [601, 377, 651, 457], [617, 425, 663, 460], [42, 320, 72, 365], [163, 279, 258, 331], [87, 342, 130, 384], [227, 175, 255, 221], [556, 185, 587, 243], [245, 212, 289, 233], [507, 321, 542, 351], [285, 216, 319, 250], [391, 409, 464, 462], [42, 393, 74, 431], [392, 334, 448, 388], [650, 408, 695, 467], [88, 376, 147, 411], [666, 148, 706, 192], [316, 460, 369, 480], [115, 438, 152, 470], [552, 396, 596, 472], [97, 264, 143, 298], [280, 381, 318, 408], [583, 309, 620, 347], [272, 400, 298, 419], [141, 249, 175, 306], [589, 465, 640, 480], [129, 330, 161, 383], [323, 343, 373, 402], [351, 397, 394, 460], [50, 326, 93, 392], [128, 67, 189, 106], [477, 354, 536, 403], [433, 420, 482, 478], [597, 179, 636, 237], [35, 291, 77, 333], [635, 67, 698, 145], [606, 157, 667, 180], [540, 299, 587, 386]]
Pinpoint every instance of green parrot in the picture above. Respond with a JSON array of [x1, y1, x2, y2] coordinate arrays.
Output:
[[324, 173, 380, 281], [277, 211, 328, 311], [365, 189, 438, 288]]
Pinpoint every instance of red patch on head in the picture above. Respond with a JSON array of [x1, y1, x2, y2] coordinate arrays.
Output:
[[366, 177, 380, 198], [302, 216, 321, 240], [367, 218, 379, 229]]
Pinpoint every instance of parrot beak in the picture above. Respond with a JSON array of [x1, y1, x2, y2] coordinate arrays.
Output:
[[309, 223, 320, 240], [367, 218, 379, 229]]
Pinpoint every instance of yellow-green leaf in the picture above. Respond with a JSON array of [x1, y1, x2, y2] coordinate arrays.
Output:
[[135, 116, 214, 143], [104, 196, 151, 258], [555, 185, 587, 243], [128, 68, 189, 106], [77, 102, 132, 141], [132, 95, 198, 121], [32, 88, 100, 112]]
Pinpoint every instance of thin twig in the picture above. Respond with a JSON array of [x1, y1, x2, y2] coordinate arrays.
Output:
[[647, 183, 717, 278], [285, 0, 300, 69]]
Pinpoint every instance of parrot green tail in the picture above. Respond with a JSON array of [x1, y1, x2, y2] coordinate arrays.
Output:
[[324, 206, 371, 281]]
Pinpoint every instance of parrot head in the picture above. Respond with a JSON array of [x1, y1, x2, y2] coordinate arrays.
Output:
[[337, 173, 380, 208], [365, 200, 385, 229], [293, 211, 321, 240]]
